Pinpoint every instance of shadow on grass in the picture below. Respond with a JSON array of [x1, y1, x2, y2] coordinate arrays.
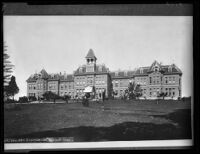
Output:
[[5, 109, 192, 142]]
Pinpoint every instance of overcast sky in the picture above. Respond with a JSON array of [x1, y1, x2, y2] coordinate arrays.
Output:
[[4, 16, 193, 99]]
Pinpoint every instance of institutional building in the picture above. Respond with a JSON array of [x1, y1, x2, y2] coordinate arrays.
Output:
[[26, 49, 182, 100]]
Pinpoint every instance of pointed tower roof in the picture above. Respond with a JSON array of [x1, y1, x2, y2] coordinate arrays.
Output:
[[40, 69, 48, 79], [85, 49, 97, 60]]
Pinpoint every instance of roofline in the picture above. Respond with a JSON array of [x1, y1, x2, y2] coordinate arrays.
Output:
[[60, 80, 74, 82], [111, 76, 133, 79], [47, 79, 60, 81], [74, 72, 109, 76]]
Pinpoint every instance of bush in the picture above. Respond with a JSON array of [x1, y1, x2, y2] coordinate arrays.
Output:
[[63, 95, 71, 102], [4, 98, 18, 104], [18, 96, 29, 103], [28, 96, 37, 101]]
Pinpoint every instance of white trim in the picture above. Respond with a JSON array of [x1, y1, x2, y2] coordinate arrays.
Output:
[[5, 140, 192, 150]]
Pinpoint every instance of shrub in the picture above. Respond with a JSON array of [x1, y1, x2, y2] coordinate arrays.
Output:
[[18, 96, 29, 103], [4, 98, 18, 104], [28, 96, 37, 101]]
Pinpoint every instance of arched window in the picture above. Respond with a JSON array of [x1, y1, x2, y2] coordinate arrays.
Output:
[[154, 66, 159, 72]]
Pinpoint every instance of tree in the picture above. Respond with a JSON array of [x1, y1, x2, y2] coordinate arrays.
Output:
[[157, 92, 167, 100], [43, 91, 60, 103], [4, 44, 14, 101], [126, 82, 143, 100], [63, 95, 71, 103], [19, 96, 29, 103], [4, 44, 14, 86], [127, 81, 136, 99], [110, 82, 114, 99], [5, 76, 19, 100], [28, 96, 37, 101], [134, 84, 143, 100]]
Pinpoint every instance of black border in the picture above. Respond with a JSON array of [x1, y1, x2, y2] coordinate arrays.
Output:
[[2, 2, 193, 15], [1, 0, 199, 153]]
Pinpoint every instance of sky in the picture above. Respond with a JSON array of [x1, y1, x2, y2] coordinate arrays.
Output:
[[3, 16, 193, 99]]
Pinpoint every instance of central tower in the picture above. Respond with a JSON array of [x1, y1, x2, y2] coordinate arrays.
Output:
[[85, 49, 97, 73]]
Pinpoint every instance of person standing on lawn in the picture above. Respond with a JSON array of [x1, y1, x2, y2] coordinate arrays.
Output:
[[82, 93, 90, 107], [102, 90, 105, 102], [99, 93, 101, 101]]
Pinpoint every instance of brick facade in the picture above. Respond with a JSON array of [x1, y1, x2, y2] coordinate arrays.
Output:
[[27, 49, 182, 100]]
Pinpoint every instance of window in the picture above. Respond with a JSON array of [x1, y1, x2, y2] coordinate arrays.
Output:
[[115, 81, 119, 87], [173, 77, 175, 83], [165, 77, 168, 84], [140, 68, 143, 74], [98, 66, 102, 72], [60, 84, 63, 90], [149, 77, 152, 84], [168, 66, 172, 72], [79, 67, 83, 73], [153, 77, 156, 84], [124, 71, 128, 76]]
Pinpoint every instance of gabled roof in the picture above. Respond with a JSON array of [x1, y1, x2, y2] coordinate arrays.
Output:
[[40, 69, 48, 79], [148, 60, 162, 72], [85, 49, 97, 60], [134, 62, 182, 76]]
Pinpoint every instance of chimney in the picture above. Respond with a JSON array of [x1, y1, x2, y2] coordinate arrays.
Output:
[[64, 71, 67, 79]]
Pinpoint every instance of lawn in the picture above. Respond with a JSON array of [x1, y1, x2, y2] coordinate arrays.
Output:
[[4, 99, 192, 141]]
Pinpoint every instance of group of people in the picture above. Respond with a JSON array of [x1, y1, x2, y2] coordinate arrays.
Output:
[[97, 91, 106, 102]]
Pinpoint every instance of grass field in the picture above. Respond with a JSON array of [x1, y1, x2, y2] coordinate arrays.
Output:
[[4, 99, 192, 141]]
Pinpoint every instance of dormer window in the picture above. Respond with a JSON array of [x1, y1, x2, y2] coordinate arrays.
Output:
[[154, 66, 159, 72], [98, 66, 102, 72], [124, 71, 127, 76], [140, 68, 143, 74], [168, 66, 172, 72], [79, 67, 83, 73]]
